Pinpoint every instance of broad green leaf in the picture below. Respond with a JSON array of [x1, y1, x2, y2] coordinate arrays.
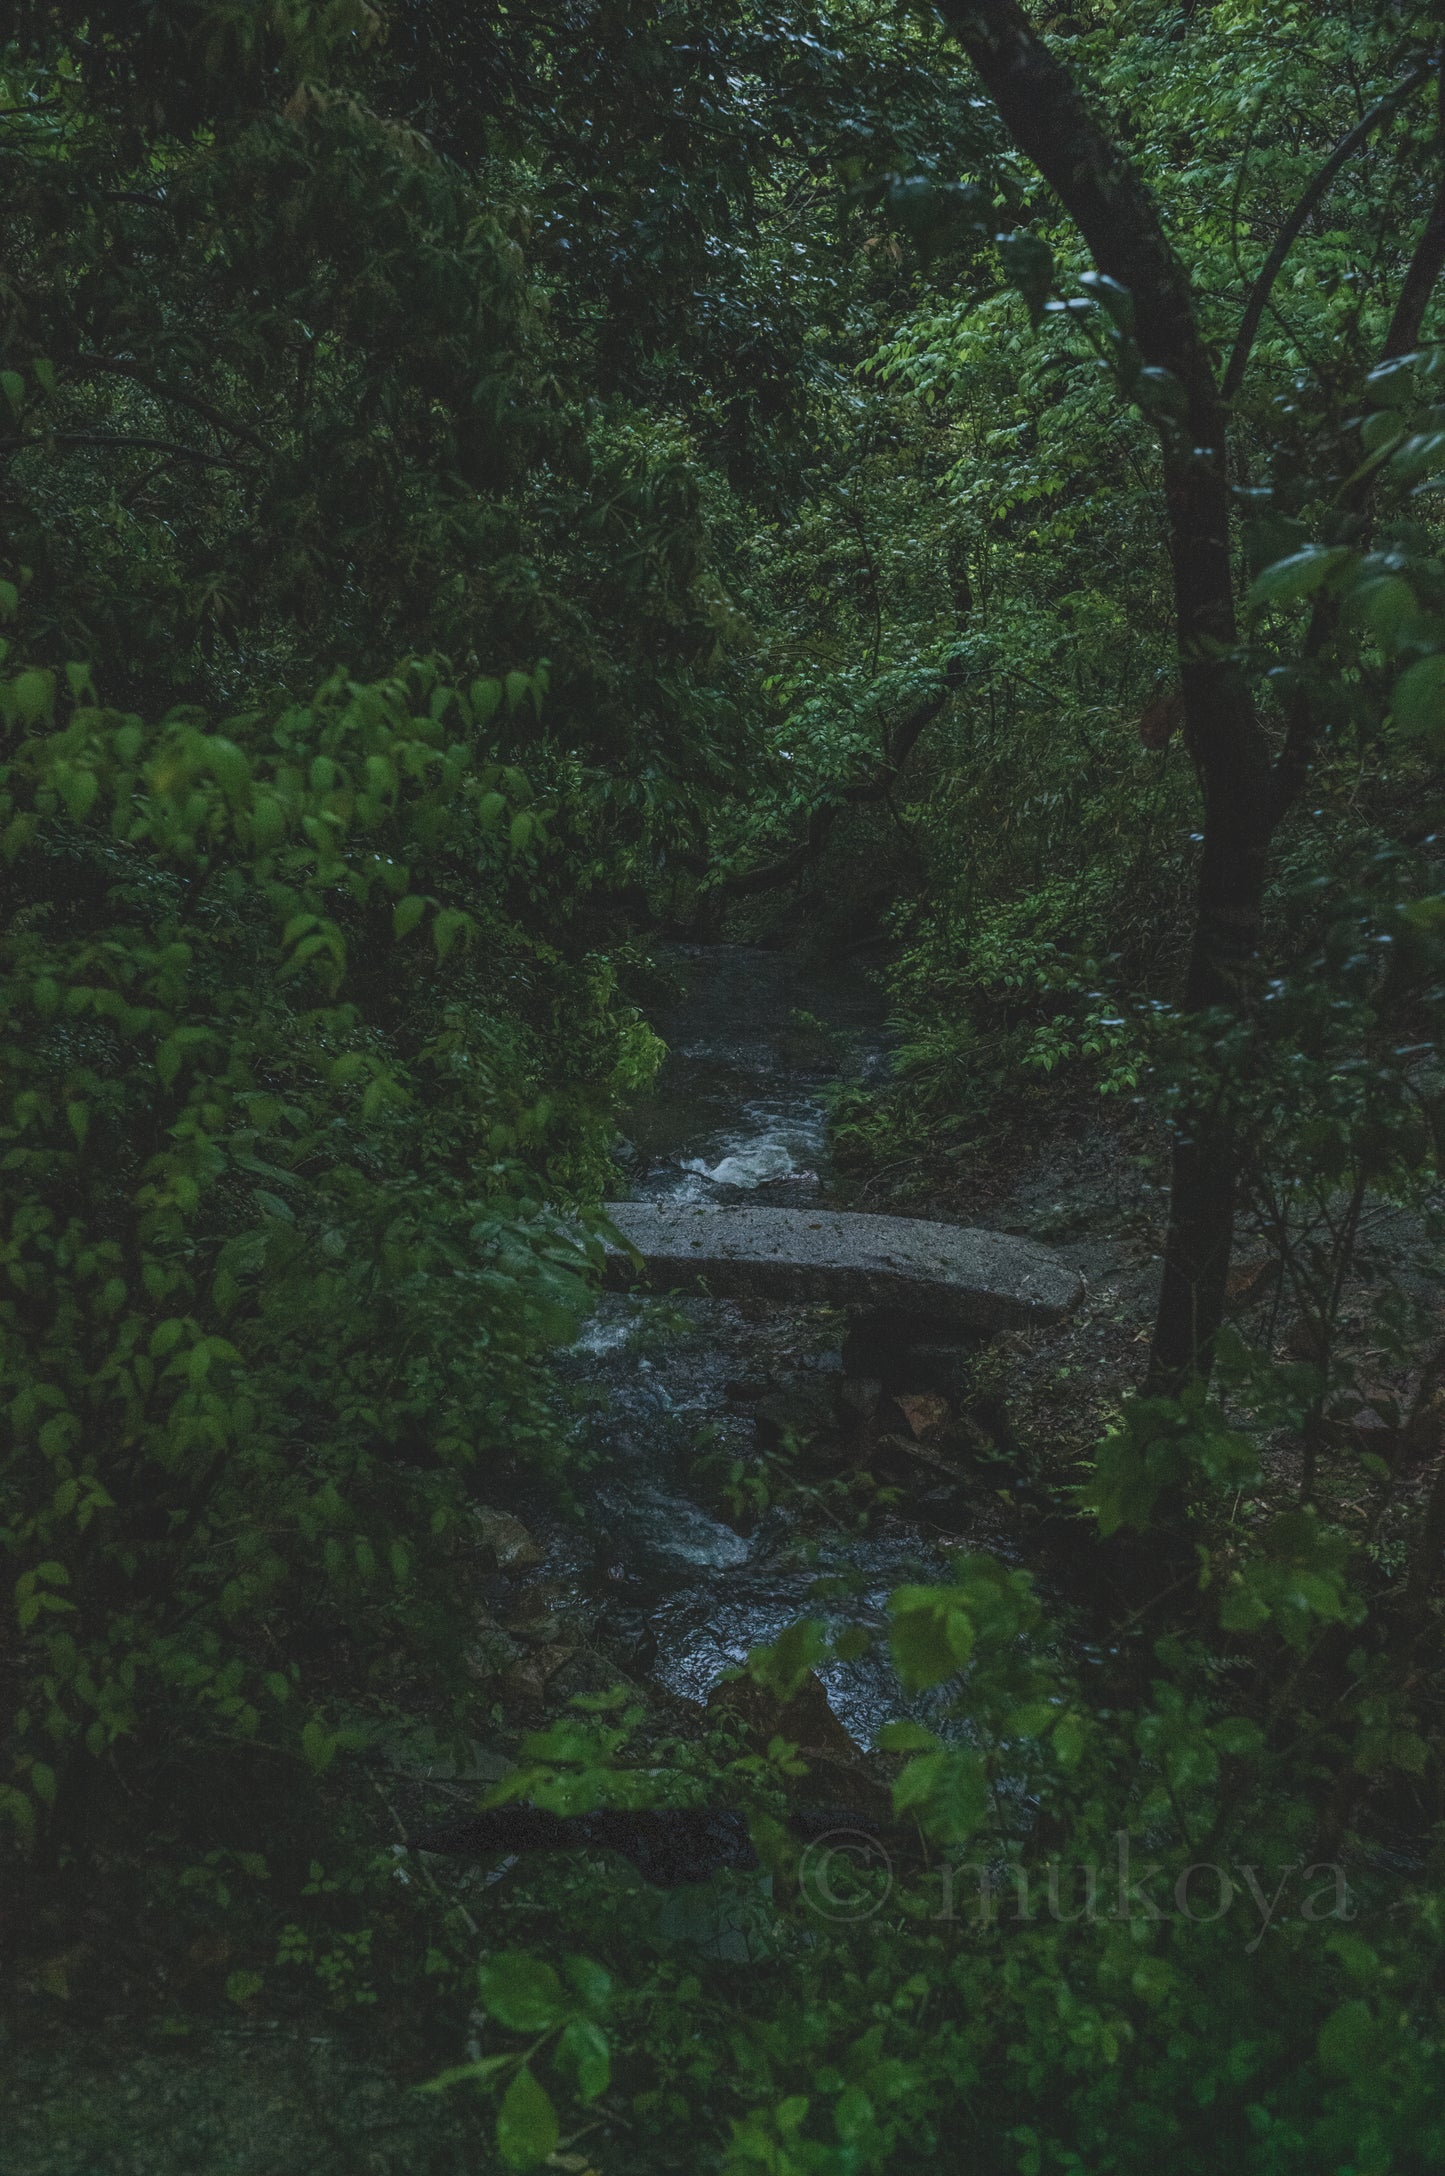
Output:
[[1211, 1716, 1263, 1757], [1052, 1712, 1088, 1770], [300, 1719, 336, 1775], [250, 795, 286, 849], [433, 907, 471, 959], [59, 768, 98, 821], [477, 1953, 565, 2033], [1079, 270, 1134, 331], [996, 231, 1054, 327], [888, 1586, 974, 1690], [555, 2017, 610, 2101], [1349, 574, 1419, 646], [1247, 547, 1352, 607], [1363, 352, 1420, 405], [1359, 408, 1405, 454], [1390, 428, 1445, 482], [419, 2055, 512, 2095], [496, 2065, 558, 2170], [891, 1745, 989, 1843], [205, 736, 251, 797], [564, 1955, 611, 2010], [470, 676, 503, 724], [1317, 2000, 1384, 2077], [11, 668, 55, 724], [1392, 652, 1445, 742], [745, 1617, 827, 1700], [876, 1719, 939, 1753], [1218, 1582, 1271, 1634], [834, 2084, 873, 2144]]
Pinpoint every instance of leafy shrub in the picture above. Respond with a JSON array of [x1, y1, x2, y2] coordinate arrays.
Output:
[[0, 653, 651, 1867]]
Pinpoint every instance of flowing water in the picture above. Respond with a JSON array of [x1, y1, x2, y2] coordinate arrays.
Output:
[[551, 945, 963, 1748]]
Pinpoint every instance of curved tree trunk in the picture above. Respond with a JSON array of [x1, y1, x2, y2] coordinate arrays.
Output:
[[934, 0, 1271, 1392], [934, 5, 1445, 1400]]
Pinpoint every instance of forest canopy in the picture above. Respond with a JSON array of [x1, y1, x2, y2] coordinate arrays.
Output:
[[3, 2, 1445, 2171]]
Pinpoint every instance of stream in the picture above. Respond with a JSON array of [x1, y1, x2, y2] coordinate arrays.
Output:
[[550, 944, 968, 1748]]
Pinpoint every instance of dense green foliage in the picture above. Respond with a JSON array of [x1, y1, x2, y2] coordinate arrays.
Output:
[[0, 651, 661, 1847], [4, 2, 1445, 2171]]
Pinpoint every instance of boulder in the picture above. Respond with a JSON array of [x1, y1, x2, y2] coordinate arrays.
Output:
[[473, 1504, 544, 1572]]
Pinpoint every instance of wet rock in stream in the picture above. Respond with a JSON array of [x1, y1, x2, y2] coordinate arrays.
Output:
[[473, 1504, 544, 1572]]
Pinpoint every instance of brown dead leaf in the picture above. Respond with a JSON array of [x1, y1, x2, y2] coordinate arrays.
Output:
[[896, 1392, 950, 1440], [1225, 1253, 1274, 1306]]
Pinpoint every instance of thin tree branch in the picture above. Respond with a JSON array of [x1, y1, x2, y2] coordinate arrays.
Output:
[[718, 654, 969, 898], [120, 459, 173, 509], [1381, 67, 1445, 360], [843, 501, 883, 680], [1267, 63, 1445, 828], [1222, 63, 1431, 403], [73, 356, 267, 451], [0, 431, 247, 470]]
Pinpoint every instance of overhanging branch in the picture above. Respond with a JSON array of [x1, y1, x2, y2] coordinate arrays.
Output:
[[719, 653, 970, 899], [1222, 61, 1432, 403], [1268, 63, 1445, 829], [74, 356, 268, 452], [1, 430, 249, 470]]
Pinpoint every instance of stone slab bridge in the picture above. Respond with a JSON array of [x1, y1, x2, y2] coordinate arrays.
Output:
[[600, 1202, 1082, 1356]]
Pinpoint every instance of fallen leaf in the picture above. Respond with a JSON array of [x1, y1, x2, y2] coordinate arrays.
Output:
[[897, 1392, 950, 1439]]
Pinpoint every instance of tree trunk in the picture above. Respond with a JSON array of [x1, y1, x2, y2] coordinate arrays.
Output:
[[935, 0, 1272, 1391]]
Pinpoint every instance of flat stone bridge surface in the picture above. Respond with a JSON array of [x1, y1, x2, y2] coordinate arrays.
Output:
[[601, 1202, 1082, 1335]]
